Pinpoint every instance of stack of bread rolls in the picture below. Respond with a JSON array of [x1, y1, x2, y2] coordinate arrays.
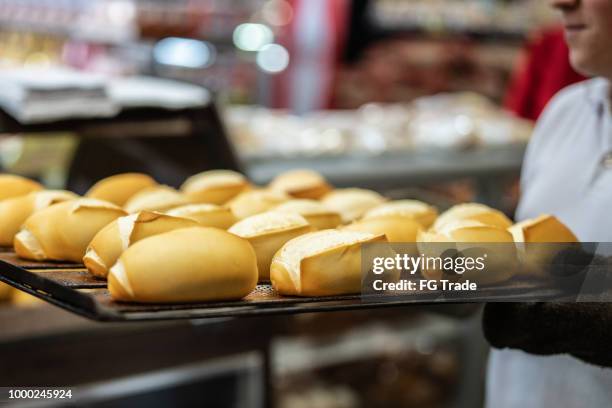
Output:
[[0, 169, 578, 304]]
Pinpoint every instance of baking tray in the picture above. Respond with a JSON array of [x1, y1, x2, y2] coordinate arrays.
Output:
[[0, 251, 572, 322]]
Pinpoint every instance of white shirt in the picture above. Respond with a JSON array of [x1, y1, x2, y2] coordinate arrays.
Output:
[[486, 78, 612, 408]]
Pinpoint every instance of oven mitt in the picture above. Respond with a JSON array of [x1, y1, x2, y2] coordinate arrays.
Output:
[[482, 302, 612, 367]]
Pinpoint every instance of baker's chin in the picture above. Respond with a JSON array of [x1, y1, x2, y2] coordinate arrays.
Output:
[[568, 49, 597, 77]]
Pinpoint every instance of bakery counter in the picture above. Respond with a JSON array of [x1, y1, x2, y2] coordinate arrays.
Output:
[[244, 144, 525, 207]]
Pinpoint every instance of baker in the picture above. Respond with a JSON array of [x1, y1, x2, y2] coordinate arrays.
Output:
[[483, 0, 612, 406]]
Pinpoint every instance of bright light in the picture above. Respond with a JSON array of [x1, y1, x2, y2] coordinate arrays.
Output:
[[233, 23, 274, 51], [153, 37, 216, 69], [106, 0, 136, 25], [256, 44, 289, 74]]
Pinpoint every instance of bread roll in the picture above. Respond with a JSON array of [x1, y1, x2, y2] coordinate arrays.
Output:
[[166, 204, 237, 229], [11, 289, 43, 307], [228, 212, 313, 281], [0, 282, 13, 302], [0, 174, 43, 201], [181, 170, 250, 204], [14, 199, 126, 262], [343, 217, 422, 243], [509, 214, 578, 243], [228, 189, 290, 220], [432, 203, 512, 232], [509, 214, 579, 277], [108, 227, 258, 303], [364, 200, 438, 229], [273, 199, 342, 230], [86, 173, 157, 206], [269, 169, 332, 199], [270, 229, 387, 296], [124, 186, 191, 213], [84, 211, 198, 278], [0, 190, 78, 246], [321, 188, 386, 223], [418, 220, 516, 285]]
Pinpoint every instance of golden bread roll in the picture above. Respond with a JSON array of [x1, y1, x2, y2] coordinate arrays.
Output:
[[418, 220, 516, 285], [343, 217, 422, 243], [0, 190, 79, 246], [509, 214, 578, 243], [228, 189, 290, 220], [0, 282, 14, 302], [181, 169, 250, 204], [166, 204, 237, 229], [509, 214, 579, 277], [273, 199, 342, 230], [432, 203, 512, 232], [84, 211, 199, 278], [108, 227, 258, 303], [11, 289, 43, 308], [86, 173, 157, 206], [0, 174, 43, 201], [269, 169, 332, 199], [228, 211, 313, 281], [321, 188, 387, 223], [123, 186, 191, 213], [364, 200, 438, 229], [14, 199, 127, 262], [270, 229, 387, 296]]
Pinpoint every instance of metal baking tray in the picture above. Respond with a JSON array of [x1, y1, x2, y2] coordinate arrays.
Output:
[[0, 251, 572, 322]]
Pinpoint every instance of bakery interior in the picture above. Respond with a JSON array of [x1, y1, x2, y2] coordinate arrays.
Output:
[[0, 1, 581, 407]]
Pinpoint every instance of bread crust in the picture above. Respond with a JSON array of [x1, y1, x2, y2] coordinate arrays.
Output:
[[0, 190, 78, 246], [86, 173, 157, 206], [14, 199, 126, 262], [84, 211, 198, 278], [270, 230, 387, 296], [0, 174, 43, 201], [181, 170, 250, 204], [108, 227, 258, 303]]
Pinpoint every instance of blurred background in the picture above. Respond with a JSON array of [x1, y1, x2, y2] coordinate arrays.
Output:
[[0, 1, 585, 407]]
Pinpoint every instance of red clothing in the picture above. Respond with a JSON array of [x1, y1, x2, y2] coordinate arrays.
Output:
[[504, 26, 587, 121]]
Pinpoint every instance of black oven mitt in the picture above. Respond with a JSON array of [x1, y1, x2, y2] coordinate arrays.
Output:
[[482, 302, 612, 367]]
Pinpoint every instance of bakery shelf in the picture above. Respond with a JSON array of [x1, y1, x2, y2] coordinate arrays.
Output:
[[0, 251, 573, 322]]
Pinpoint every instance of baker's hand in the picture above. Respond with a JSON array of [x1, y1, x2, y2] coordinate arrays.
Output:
[[482, 302, 612, 367]]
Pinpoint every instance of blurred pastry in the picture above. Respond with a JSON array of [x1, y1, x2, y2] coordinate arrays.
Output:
[[509, 214, 578, 243], [0, 190, 78, 246], [124, 186, 190, 213], [509, 214, 579, 277], [364, 199, 438, 229], [14, 198, 126, 262], [181, 169, 250, 204], [0, 174, 42, 201], [273, 199, 342, 230], [431, 203, 512, 232], [0, 282, 13, 302], [228, 189, 290, 220], [321, 188, 386, 223], [108, 227, 258, 303], [166, 203, 237, 230], [84, 211, 198, 278], [229, 211, 313, 281], [418, 220, 516, 285], [343, 217, 422, 243], [269, 169, 332, 199], [86, 173, 157, 206]]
